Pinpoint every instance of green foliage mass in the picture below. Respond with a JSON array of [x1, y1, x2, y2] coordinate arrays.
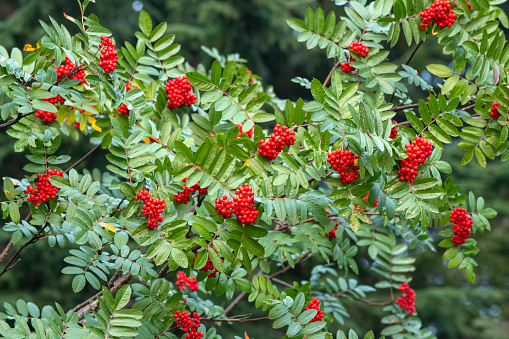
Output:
[[0, 0, 508, 338]]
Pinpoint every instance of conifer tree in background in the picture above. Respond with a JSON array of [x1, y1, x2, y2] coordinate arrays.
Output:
[[0, 0, 507, 338]]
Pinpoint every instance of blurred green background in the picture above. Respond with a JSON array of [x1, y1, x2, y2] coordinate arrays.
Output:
[[1, 0, 509, 338]]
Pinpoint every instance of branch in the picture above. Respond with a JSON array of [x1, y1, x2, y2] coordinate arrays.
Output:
[[76, 272, 133, 320], [202, 316, 269, 323], [0, 236, 40, 278], [323, 59, 342, 88], [390, 39, 425, 104], [0, 111, 37, 129], [0, 241, 13, 263], [64, 143, 102, 174]]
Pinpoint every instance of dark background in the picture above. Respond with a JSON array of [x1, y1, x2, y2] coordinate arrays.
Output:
[[0, 0, 508, 338]]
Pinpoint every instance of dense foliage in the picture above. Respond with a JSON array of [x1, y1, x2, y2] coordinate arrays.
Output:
[[0, 0, 507, 338]]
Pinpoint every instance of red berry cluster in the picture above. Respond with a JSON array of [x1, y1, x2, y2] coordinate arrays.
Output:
[[134, 190, 165, 229], [327, 150, 359, 184], [236, 121, 254, 139], [257, 124, 296, 160], [341, 61, 356, 73], [25, 170, 64, 207], [419, 0, 457, 30], [304, 298, 324, 322], [349, 41, 369, 57], [390, 120, 398, 139], [398, 137, 433, 183], [41, 94, 65, 105], [193, 252, 219, 278], [55, 57, 86, 84], [325, 210, 340, 238], [166, 76, 197, 109], [396, 282, 416, 316], [215, 183, 259, 224], [490, 102, 501, 120], [175, 271, 199, 292], [174, 169, 209, 205], [215, 195, 235, 218], [173, 310, 203, 339], [450, 207, 473, 245], [36, 110, 57, 123], [117, 82, 137, 116], [354, 193, 379, 212], [98, 35, 118, 73]]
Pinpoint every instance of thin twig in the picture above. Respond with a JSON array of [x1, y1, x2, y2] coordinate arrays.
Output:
[[323, 59, 342, 88], [76, 273, 133, 320], [64, 143, 102, 174], [201, 316, 268, 323], [0, 111, 37, 129], [390, 39, 425, 104]]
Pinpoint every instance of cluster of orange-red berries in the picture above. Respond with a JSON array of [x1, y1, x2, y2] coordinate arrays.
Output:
[[36, 110, 57, 123], [396, 282, 416, 316], [174, 167, 209, 205], [236, 121, 254, 138], [327, 150, 359, 184], [193, 252, 220, 278], [419, 0, 457, 30], [215, 183, 259, 224], [55, 56, 86, 84], [341, 53, 356, 73], [117, 82, 136, 116], [257, 124, 296, 160], [450, 207, 473, 245], [305, 298, 324, 322], [25, 170, 64, 207], [326, 211, 341, 238], [134, 190, 165, 229], [349, 41, 369, 57], [398, 137, 433, 183], [175, 271, 198, 292], [390, 120, 398, 139], [173, 310, 203, 339], [354, 193, 379, 212], [98, 35, 118, 73], [165, 76, 197, 109]]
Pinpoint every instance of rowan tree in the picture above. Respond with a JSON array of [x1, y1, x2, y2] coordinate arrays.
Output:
[[0, 0, 504, 338]]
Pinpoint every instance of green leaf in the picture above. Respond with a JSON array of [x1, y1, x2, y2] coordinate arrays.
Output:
[[138, 11, 152, 36], [114, 285, 132, 310], [426, 64, 452, 77]]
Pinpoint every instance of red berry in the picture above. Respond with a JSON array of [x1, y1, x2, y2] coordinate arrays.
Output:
[[98, 36, 118, 73], [304, 298, 324, 322], [398, 137, 433, 184], [349, 41, 369, 57], [174, 168, 209, 205], [327, 149, 359, 184], [26, 170, 64, 207], [450, 207, 473, 245], [173, 308, 203, 338], [165, 76, 196, 109], [215, 183, 258, 224], [257, 124, 296, 161], [419, 0, 457, 30], [135, 190, 165, 229], [390, 120, 398, 139], [396, 282, 416, 316], [36, 110, 57, 123]]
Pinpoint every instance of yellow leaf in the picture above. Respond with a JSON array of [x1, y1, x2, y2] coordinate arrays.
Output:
[[88, 116, 102, 132], [98, 222, 117, 233], [143, 137, 151, 144], [23, 44, 37, 51], [354, 158, 359, 166]]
